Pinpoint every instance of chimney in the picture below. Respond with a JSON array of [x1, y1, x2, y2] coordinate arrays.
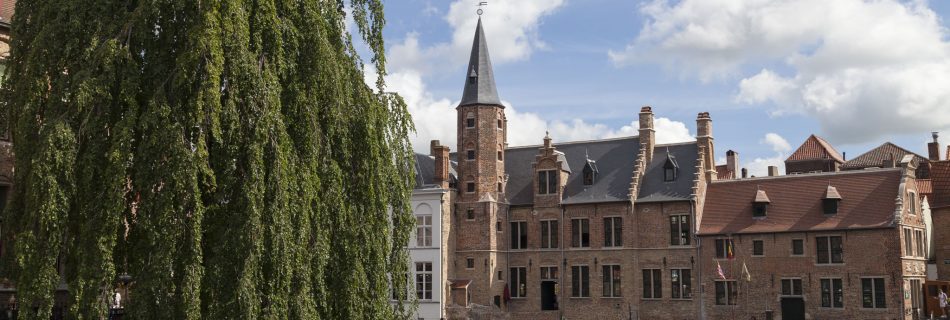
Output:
[[696, 112, 715, 174], [767, 166, 779, 177], [928, 132, 941, 161], [430, 140, 440, 157], [432, 141, 451, 189], [726, 150, 739, 178], [639, 106, 655, 164], [741, 168, 748, 178]]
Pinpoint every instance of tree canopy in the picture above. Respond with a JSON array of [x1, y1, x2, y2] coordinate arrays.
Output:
[[0, 0, 415, 319]]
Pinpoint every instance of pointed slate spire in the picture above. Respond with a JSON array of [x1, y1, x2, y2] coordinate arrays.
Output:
[[459, 18, 503, 107]]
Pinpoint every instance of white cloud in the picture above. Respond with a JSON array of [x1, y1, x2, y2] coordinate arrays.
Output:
[[742, 132, 790, 177], [389, 0, 565, 75], [612, 0, 950, 144]]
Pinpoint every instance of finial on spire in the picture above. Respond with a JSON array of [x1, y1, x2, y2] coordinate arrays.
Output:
[[477, 1, 487, 16]]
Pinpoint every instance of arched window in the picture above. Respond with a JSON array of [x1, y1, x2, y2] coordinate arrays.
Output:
[[466, 112, 475, 128]]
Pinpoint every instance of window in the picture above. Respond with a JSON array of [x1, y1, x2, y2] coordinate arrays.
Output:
[[714, 238, 734, 259], [753, 203, 767, 217], [715, 281, 737, 305], [416, 215, 432, 247], [602, 265, 621, 297], [571, 266, 590, 297], [540, 220, 559, 249], [664, 167, 676, 181], [497, 182, 502, 192], [752, 240, 764, 256], [466, 150, 475, 160], [497, 151, 503, 161], [916, 229, 925, 258], [466, 207, 474, 220], [820, 278, 844, 308], [465, 258, 474, 269], [510, 221, 527, 249], [537, 170, 558, 194], [466, 113, 475, 128], [823, 198, 839, 215], [671, 269, 692, 299], [497, 118, 502, 128], [496, 221, 501, 233], [541, 266, 558, 280], [466, 182, 475, 193], [904, 228, 913, 257], [861, 278, 886, 308], [510, 267, 527, 298], [498, 270, 503, 280], [415, 262, 432, 300], [604, 217, 622, 247], [816, 236, 843, 264], [571, 218, 590, 248], [583, 170, 594, 185], [642, 269, 662, 299], [909, 192, 917, 215], [670, 214, 690, 245], [781, 278, 803, 296], [910, 279, 922, 311], [791, 239, 804, 256]]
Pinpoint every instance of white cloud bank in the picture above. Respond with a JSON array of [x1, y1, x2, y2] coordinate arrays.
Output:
[[386, 0, 695, 152], [742, 132, 792, 177], [610, 0, 950, 144]]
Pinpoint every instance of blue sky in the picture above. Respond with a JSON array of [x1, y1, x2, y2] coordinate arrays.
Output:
[[379, 0, 950, 176]]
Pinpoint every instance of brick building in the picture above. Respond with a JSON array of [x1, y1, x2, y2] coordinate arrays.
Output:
[[929, 156, 950, 280], [698, 158, 926, 320], [437, 18, 715, 320], [784, 135, 844, 174]]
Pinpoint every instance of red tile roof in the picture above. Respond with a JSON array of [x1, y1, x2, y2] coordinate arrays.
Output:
[[917, 179, 932, 197], [0, 0, 13, 26], [841, 142, 928, 174], [785, 134, 844, 163], [930, 161, 950, 208], [698, 169, 902, 235]]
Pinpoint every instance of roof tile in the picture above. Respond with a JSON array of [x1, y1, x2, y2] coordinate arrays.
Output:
[[785, 135, 844, 163]]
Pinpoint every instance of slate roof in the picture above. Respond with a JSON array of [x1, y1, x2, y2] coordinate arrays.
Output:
[[636, 143, 699, 203], [785, 134, 844, 163], [458, 18, 502, 108], [841, 142, 930, 178], [413, 153, 456, 190], [503, 137, 643, 205], [699, 168, 902, 235], [930, 161, 950, 208]]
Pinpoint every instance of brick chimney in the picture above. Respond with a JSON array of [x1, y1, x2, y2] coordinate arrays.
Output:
[[432, 140, 451, 189], [696, 112, 715, 175], [928, 132, 941, 161], [741, 168, 748, 178], [639, 106, 655, 164], [767, 166, 779, 177], [726, 150, 739, 178]]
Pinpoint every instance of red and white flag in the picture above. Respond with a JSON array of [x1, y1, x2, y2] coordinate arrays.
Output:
[[717, 261, 726, 280]]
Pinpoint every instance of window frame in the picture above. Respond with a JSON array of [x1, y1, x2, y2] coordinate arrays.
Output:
[[571, 265, 590, 298], [642, 268, 662, 299], [671, 268, 692, 300], [510, 221, 528, 250], [465, 257, 475, 269], [861, 277, 886, 309], [415, 262, 433, 301], [791, 239, 805, 256], [752, 239, 764, 257], [465, 182, 475, 193], [537, 169, 558, 195], [540, 266, 558, 281], [780, 278, 803, 296], [664, 167, 676, 181], [816, 235, 843, 264], [466, 149, 475, 160], [466, 207, 475, 220], [820, 278, 844, 308], [714, 238, 734, 259], [540, 220, 559, 249], [602, 264, 622, 298], [416, 214, 432, 247], [670, 214, 691, 246], [603, 216, 622, 248], [571, 218, 590, 248], [510, 266, 527, 298], [714, 280, 737, 305]]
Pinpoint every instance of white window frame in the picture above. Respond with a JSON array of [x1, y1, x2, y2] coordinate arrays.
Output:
[[571, 265, 590, 298], [415, 262, 432, 301], [416, 214, 432, 247], [540, 219, 559, 249], [671, 268, 692, 300]]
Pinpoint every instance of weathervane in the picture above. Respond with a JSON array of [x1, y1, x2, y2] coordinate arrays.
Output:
[[477, 1, 487, 16]]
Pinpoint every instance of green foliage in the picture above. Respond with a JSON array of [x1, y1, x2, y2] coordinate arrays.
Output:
[[0, 0, 415, 318]]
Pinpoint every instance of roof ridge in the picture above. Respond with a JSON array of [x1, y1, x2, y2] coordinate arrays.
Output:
[[504, 135, 640, 150], [710, 167, 900, 184]]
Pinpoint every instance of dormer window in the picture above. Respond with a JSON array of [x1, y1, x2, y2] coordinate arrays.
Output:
[[753, 189, 770, 217], [538, 170, 558, 195], [823, 185, 842, 215], [663, 152, 679, 182], [583, 160, 598, 186], [664, 168, 676, 181]]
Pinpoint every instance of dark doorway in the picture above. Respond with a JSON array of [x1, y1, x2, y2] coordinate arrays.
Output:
[[781, 297, 805, 320], [540, 281, 558, 310]]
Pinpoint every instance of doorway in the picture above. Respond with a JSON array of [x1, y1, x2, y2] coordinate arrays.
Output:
[[540, 281, 558, 310], [781, 297, 805, 320]]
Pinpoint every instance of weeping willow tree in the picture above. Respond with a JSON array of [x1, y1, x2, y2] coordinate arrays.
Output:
[[0, 0, 415, 319]]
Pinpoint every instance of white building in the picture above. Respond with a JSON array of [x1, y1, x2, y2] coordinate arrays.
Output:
[[406, 151, 455, 320]]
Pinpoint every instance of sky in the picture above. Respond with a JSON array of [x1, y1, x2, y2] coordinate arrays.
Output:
[[376, 0, 950, 176]]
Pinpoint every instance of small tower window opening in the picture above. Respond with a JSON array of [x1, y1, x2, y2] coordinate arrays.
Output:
[[497, 182, 503, 192], [466, 112, 475, 128], [753, 189, 770, 218], [466, 182, 475, 193], [497, 119, 502, 128], [823, 185, 842, 215], [467, 150, 475, 160], [497, 151, 503, 161], [466, 208, 475, 220], [662, 150, 679, 182]]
